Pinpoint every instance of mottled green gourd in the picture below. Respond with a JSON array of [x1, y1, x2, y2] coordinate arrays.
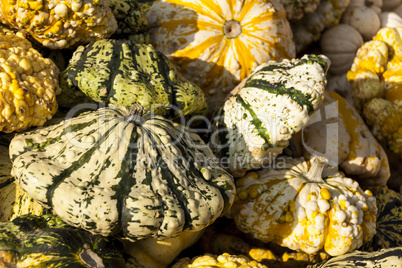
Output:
[[210, 55, 330, 177], [0, 214, 140, 267], [109, 0, 150, 44], [9, 105, 235, 241], [58, 39, 208, 119]]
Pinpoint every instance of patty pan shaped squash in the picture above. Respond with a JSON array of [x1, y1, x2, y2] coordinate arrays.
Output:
[[228, 156, 377, 256], [146, 0, 296, 114], [210, 55, 330, 177], [0, 30, 60, 133], [347, 26, 402, 154], [0, 0, 118, 49], [0, 214, 135, 267], [58, 39, 208, 119], [301, 90, 390, 191], [9, 105, 235, 241]]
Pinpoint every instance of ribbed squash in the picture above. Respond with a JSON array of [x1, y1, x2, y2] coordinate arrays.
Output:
[[308, 247, 402, 268], [228, 156, 378, 256], [0, 214, 138, 267], [0, 29, 60, 133], [58, 39, 208, 119], [347, 26, 402, 154], [0, 0, 118, 49], [109, 0, 150, 44], [210, 55, 330, 177], [9, 105, 235, 241], [146, 0, 296, 114], [361, 185, 402, 251], [172, 253, 268, 268], [301, 90, 390, 190]]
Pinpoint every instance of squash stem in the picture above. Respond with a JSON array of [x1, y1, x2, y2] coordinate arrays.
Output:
[[126, 104, 147, 125], [223, 20, 242, 39], [304, 156, 328, 183]]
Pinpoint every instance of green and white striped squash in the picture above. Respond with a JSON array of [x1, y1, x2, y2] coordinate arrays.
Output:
[[0, 214, 139, 267], [9, 105, 235, 241], [109, 0, 150, 44], [307, 247, 402, 267], [361, 185, 402, 251], [210, 55, 330, 177], [58, 39, 208, 119], [0, 144, 47, 222]]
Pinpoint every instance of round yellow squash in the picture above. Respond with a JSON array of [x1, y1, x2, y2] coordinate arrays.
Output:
[[146, 0, 296, 114]]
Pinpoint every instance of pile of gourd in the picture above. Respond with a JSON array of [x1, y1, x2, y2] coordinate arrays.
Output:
[[0, 0, 401, 267]]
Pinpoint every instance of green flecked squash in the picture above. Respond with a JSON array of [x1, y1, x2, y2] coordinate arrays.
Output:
[[0, 214, 140, 267], [307, 247, 402, 267], [210, 55, 330, 177], [9, 105, 235, 241], [0, 144, 47, 222], [58, 39, 208, 119], [109, 0, 150, 44], [361, 185, 402, 251]]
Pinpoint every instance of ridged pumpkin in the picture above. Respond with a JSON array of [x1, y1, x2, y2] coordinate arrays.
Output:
[[0, 214, 137, 267], [58, 39, 208, 119], [228, 156, 378, 256], [301, 90, 390, 191], [0, 0, 118, 49], [210, 55, 330, 177], [146, 0, 296, 114], [9, 105, 235, 241]]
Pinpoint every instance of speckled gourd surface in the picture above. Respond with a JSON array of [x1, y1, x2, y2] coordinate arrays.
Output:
[[210, 54, 330, 177], [9, 105, 235, 241], [58, 39, 208, 119]]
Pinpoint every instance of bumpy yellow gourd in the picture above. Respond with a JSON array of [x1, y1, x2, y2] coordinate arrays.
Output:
[[228, 157, 377, 256], [0, 29, 60, 132], [172, 253, 268, 268], [347, 26, 402, 153], [0, 0, 118, 49], [302, 90, 390, 190]]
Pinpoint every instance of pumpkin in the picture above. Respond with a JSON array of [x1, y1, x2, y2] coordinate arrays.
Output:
[[307, 247, 402, 268], [58, 39, 208, 119], [210, 54, 330, 177], [0, 214, 138, 267], [380, 11, 402, 27], [0, 0, 118, 49], [361, 185, 402, 251], [122, 230, 204, 268], [0, 29, 61, 133], [172, 253, 268, 268], [228, 156, 378, 256], [146, 0, 296, 114], [9, 105, 236, 241], [320, 24, 364, 75], [301, 90, 390, 190], [291, 0, 351, 53], [347, 26, 402, 154], [109, 0, 150, 44]]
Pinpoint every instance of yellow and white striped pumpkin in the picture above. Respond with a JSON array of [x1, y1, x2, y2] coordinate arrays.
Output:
[[146, 0, 296, 114]]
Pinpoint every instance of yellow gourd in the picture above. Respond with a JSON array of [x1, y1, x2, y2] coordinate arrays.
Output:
[[146, 0, 296, 114]]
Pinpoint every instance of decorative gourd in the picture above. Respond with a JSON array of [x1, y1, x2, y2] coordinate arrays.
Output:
[[301, 90, 390, 190], [9, 105, 236, 241], [307, 247, 402, 268], [280, 0, 320, 20], [210, 55, 330, 177], [58, 39, 208, 119], [146, 0, 296, 114], [291, 0, 351, 53], [361, 185, 402, 251], [380, 11, 402, 27], [109, 0, 150, 44], [172, 253, 268, 268], [122, 230, 204, 268], [320, 24, 364, 75], [228, 156, 378, 256], [382, 0, 402, 11], [347, 26, 402, 154], [0, 0, 118, 49], [0, 29, 61, 133], [0, 214, 138, 267]]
